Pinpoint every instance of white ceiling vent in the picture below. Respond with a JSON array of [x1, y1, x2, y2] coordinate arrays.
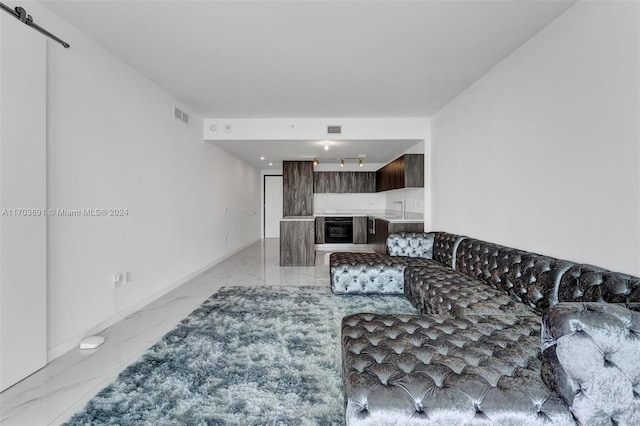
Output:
[[327, 125, 342, 135], [173, 106, 190, 126]]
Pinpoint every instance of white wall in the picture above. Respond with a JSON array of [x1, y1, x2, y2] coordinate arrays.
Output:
[[0, 13, 47, 391], [20, 2, 261, 360], [204, 117, 429, 140], [430, 1, 640, 275]]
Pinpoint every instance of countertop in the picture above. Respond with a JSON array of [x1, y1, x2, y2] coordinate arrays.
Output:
[[281, 210, 424, 223], [280, 216, 315, 221]]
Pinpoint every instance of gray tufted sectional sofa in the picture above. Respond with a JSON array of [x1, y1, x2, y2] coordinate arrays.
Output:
[[330, 232, 640, 425]]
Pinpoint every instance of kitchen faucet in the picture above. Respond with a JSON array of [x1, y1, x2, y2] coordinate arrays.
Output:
[[393, 200, 405, 219]]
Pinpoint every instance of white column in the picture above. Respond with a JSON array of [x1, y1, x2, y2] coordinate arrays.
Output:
[[0, 12, 47, 391]]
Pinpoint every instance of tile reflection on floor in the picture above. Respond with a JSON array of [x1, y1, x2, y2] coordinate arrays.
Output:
[[0, 239, 330, 426]]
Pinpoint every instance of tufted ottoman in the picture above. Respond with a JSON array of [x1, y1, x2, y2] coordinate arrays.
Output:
[[330, 232, 438, 295], [330, 252, 429, 295], [341, 313, 575, 425]]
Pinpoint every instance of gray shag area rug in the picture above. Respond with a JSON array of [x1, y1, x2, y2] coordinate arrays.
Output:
[[65, 286, 418, 425]]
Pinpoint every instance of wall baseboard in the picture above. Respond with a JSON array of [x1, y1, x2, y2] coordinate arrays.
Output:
[[46, 238, 260, 362]]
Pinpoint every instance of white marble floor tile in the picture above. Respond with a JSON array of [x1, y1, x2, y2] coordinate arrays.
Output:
[[0, 239, 330, 426]]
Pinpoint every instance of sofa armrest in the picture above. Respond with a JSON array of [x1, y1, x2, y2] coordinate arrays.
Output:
[[541, 303, 640, 425]]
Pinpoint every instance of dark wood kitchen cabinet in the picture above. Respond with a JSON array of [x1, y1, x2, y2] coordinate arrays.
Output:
[[280, 219, 315, 266], [352, 216, 367, 244], [376, 154, 424, 192], [369, 219, 389, 254], [315, 216, 325, 244], [283, 161, 313, 216], [313, 172, 376, 193]]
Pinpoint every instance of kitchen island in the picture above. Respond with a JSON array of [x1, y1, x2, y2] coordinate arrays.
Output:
[[279, 216, 315, 266]]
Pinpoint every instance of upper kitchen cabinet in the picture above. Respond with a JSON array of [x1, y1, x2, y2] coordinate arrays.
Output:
[[283, 161, 313, 216], [313, 172, 376, 193], [376, 154, 424, 192]]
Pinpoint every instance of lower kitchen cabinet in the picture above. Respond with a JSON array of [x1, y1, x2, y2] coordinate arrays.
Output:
[[315, 217, 325, 244], [280, 219, 315, 266], [353, 217, 367, 244]]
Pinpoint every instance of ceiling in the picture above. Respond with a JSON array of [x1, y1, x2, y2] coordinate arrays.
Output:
[[213, 139, 423, 169], [42, 0, 575, 168]]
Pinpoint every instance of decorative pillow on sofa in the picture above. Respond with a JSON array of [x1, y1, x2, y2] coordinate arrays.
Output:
[[387, 232, 435, 259]]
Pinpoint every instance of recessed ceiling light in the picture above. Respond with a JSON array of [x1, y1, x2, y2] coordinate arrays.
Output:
[[324, 144, 329, 151], [268, 162, 273, 166], [260, 156, 265, 160]]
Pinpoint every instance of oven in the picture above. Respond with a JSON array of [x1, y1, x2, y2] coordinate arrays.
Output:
[[325, 217, 353, 244]]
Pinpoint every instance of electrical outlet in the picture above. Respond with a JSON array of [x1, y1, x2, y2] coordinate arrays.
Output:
[[113, 273, 123, 288], [125, 272, 132, 283]]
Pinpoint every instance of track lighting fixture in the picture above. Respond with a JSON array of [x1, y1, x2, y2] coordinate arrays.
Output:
[[312, 157, 364, 167]]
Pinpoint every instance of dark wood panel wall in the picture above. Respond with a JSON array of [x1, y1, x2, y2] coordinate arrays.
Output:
[[283, 161, 313, 216]]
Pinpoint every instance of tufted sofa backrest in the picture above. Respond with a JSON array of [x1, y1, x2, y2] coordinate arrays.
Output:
[[454, 238, 574, 315], [386, 232, 435, 259], [557, 264, 640, 304], [395, 231, 640, 314], [431, 232, 465, 267]]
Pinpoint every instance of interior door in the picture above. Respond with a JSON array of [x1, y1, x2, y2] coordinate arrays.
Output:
[[264, 175, 283, 238]]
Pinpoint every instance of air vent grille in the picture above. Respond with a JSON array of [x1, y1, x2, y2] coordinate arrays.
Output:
[[173, 106, 190, 126], [327, 125, 342, 135]]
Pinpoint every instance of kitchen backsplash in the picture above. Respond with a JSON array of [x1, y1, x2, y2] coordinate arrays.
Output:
[[313, 193, 385, 213], [384, 187, 425, 213], [314, 188, 425, 214]]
